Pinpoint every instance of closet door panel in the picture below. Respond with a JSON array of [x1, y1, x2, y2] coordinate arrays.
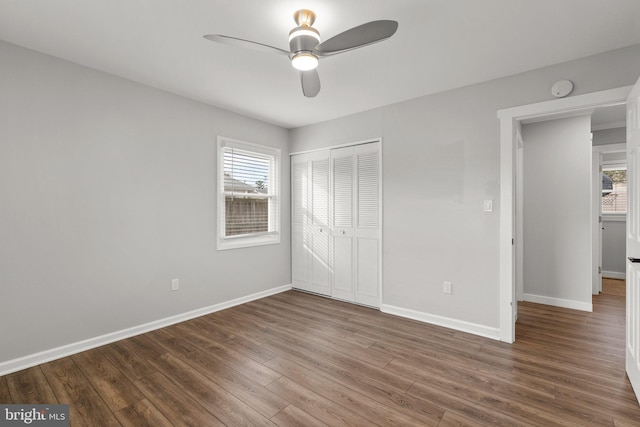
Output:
[[291, 156, 311, 291], [292, 160, 309, 228], [310, 229, 331, 294], [309, 153, 331, 295], [354, 143, 381, 306], [333, 152, 354, 229], [291, 229, 308, 287], [356, 148, 380, 229], [331, 147, 355, 301], [356, 237, 380, 306], [332, 237, 354, 300], [311, 157, 330, 228]]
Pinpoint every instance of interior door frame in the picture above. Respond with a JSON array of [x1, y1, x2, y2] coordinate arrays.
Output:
[[593, 143, 627, 292], [592, 148, 603, 295], [497, 86, 632, 343]]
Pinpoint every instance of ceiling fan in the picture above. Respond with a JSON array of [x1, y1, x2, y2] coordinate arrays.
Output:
[[204, 9, 398, 98]]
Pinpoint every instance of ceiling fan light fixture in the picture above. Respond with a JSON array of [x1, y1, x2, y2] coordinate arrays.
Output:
[[204, 8, 398, 98], [291, 52, 319, 71]]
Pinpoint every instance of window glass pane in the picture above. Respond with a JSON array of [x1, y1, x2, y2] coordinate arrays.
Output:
[[225, 196, 269, 236], [224, 149, 270, 195], [602, 168, 626, 213]]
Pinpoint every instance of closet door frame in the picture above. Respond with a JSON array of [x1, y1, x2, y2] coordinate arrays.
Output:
[[290, 138, 383, 308]]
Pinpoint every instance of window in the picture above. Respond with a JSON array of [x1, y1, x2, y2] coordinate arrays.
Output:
[[217, 137, 280, 250], [602, 166, 626, 215]]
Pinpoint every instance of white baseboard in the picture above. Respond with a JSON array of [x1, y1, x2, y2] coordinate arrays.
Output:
[[522, 293, 592, 312], [603, 271, 626, 280], [380, 304, 500, 341], [0, 284, 292, 376]]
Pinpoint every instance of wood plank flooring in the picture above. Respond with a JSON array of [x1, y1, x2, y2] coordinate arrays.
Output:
[[602, 277, 626, 296], [1, 289, 639, 426]]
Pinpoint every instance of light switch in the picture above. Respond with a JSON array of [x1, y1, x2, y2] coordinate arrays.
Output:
[[443, 281, 452, 294], [483, 200, 493, 212]]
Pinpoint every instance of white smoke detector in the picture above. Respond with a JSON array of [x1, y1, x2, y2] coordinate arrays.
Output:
[[551, 80, 574, 98]]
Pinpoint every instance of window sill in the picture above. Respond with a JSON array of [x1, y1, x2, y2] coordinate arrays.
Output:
[[217, 234, 280, 250], [602, 213, 626, 222]]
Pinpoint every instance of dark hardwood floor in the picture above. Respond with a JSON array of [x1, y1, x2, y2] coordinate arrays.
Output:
[[1, 289, 639, 426]]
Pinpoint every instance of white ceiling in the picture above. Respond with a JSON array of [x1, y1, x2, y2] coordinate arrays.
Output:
[[1, 1, 639, 129]]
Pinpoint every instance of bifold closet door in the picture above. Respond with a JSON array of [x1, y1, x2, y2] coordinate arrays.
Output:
[[331, 142, 381, 307], [291, 151, 331, 296], [353, 142, 381, 307], [292, 142, 380, 305], [331, 147, 356, 302], [291, 155, 309, 291], [310, 152, 331, 295]]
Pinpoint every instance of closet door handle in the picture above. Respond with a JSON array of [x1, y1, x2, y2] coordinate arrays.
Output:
[[340, 230, 346, 234], [628, 257, 640, 263], [318, 228, 323, 233]]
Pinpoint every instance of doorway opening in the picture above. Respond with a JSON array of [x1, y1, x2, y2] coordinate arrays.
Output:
[[517, 114, 595, 315], [594, 135, 627, 300], [498, 86, 633, 343]]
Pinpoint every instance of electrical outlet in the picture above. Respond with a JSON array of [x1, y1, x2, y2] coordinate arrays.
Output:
[[171, 278, 179, 291], [443, 281, 452, 294]]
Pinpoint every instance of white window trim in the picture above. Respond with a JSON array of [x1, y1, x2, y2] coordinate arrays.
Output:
[[602, 163, 627, 170], [603, 213, 626, 222], [217, 136, 281, 250]]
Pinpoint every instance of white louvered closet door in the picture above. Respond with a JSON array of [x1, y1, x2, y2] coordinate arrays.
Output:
[[309, 152, 331, 295], [292, 142, 380, 305], [354, 142, 381, 307], [331, 147, 356, 302], [290, 151, 331, 296], [330, 141, 381, 306], [291, 155, 310, 291]]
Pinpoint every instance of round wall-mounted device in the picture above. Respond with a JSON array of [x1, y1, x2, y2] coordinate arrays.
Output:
[[551, 80, 574, 98]]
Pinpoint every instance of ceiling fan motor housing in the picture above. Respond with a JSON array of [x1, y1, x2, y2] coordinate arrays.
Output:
[[289, 26, 320, 54]]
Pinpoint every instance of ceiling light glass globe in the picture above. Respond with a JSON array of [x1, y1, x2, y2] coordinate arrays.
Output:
[[291, 53, 319, 71]]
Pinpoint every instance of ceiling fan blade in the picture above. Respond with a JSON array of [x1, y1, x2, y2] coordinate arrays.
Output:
[[301, 70, 321, 98], [314, 20, 398, 56], [203, 34, 290, 57]]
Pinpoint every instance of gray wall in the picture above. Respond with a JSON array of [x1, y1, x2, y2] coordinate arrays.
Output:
[[602, 151, 626, 162], [289, 44, 640, 330], [593, 127, 626, 146], [603, 220, 626, 276], [0, 41, 290, 363], [522, 116, 592, 305]]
